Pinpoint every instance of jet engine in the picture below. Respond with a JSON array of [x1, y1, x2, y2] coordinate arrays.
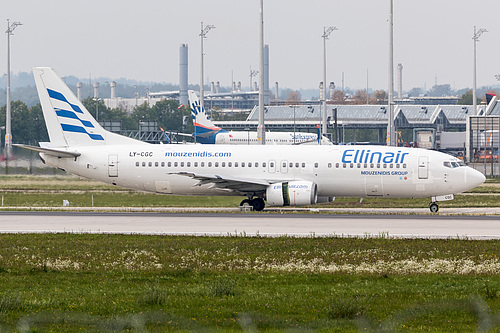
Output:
[[266, 181, 317, 207]]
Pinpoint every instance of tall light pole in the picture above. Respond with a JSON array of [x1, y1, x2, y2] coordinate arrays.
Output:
[[5, 19, 22, 158], [473, 26, 487, 116], [322, 26, 338, 136], [200, 22, 215, 110], [289, 105, 297, 145], [257, 0, 266, 145], [387, 0, 395, 146]]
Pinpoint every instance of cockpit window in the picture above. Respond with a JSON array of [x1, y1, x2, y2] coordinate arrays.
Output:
[[445, 160, 466, 168]]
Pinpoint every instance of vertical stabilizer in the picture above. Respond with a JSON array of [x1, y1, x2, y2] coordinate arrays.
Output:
[[33, 67, 145, 148], [188, 90, 224, 139]]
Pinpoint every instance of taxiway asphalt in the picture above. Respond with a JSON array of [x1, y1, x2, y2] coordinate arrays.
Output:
[[0, 210, 498, 239]]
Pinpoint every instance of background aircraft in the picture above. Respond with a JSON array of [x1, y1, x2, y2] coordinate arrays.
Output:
[[188, 90, 332, 145]]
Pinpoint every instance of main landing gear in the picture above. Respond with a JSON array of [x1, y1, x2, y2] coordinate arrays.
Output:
[[240, 198, 265, 211], [429, 202, 439, 213]]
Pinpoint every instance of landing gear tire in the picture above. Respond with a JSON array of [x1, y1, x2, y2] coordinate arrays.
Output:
[[240, 199, 251, 207], [251, 198, 266, 211], [429, 202, 439, 213], [240, 198, 265, 211]]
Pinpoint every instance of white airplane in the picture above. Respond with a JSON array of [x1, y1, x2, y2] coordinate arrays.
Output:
[[188, 90, 332, 145], [16, 67, 485, 212]]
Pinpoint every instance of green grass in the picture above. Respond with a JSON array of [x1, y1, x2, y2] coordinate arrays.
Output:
[[0, 234, 500, 331]]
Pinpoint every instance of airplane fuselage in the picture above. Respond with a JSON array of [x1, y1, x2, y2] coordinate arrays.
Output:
[[41, 144, 482, 199]]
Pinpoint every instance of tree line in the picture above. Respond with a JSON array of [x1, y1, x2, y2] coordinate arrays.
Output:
[[0, 98, 192, 145]]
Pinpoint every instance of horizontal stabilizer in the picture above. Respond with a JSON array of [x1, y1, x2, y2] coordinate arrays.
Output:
[[13, 144, 81, 158]]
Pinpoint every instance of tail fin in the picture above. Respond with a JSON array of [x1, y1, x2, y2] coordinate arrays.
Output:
[[187, 90, 223, 137], [33, 67, 144, 148]]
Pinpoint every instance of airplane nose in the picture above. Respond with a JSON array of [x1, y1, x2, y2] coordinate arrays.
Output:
[[466, 168, 486, 188]]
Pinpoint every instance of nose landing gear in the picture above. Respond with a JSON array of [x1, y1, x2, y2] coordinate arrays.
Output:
[[429, 202, 439, 213]]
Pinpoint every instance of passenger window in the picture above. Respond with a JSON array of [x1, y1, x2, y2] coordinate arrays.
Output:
[[148, 162, 152, 167], [222, 162, 225, 167], [370, 163, 374, 168], [328, 163, 332, 168], [194, 162, 198, 167], [168, 162, 172, 167], [208, 162, 212, 167], [377, 164, 380, 168], [235, 162, 239, 167], [335, 163, 339, 168], [215, 162, 219, 167], [180, 162, 184, 167], [135, 162, 139, 167], [302, 163, 305, 168], [315, 163, 319, 168], [383, 164, 387, 168], [155, 162, 159, 167], [403, 163, 407, 168], [142, 162, 146, 167], [174, 162, 178, 167], [364, 164, 367, 168], [270, 162, 274, 167], [228, 162, 232, 167], [390, 164, 393, 168], [343, 163, 346, 168], [255, 162, 259, 167], [161, 162, 165, 167], [263, 162, 266, 167], [350, 163, 354, 168], [201, 162, 205, 167], [242, 162, 245, 167], [289, 162, 293, 168], [295, 163, 299, 168], [248, 162, 252, 167], [396, 163, 400, 168]]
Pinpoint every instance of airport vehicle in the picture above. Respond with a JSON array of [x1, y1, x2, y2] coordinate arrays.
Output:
[[17, 68, 485, 212], [188, 90, 332, 145]]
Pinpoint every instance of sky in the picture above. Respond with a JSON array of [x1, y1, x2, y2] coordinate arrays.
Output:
[[2, 0, 500, 93]]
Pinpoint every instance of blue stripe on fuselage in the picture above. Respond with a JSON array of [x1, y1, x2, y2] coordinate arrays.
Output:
[[61, 124, 104, 140], [56, 109, 94, 128], [47, 89, 83, 114]]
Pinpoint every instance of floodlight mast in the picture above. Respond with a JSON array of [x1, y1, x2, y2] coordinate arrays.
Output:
[[249, 66, 258, 91], [472, 26, 487, 116], [5, 19, 22, 159], [387, 0, 395, 146], [257, 0, 266, 144], [322, 26, 338, 138], [200, 22, 215, 110]]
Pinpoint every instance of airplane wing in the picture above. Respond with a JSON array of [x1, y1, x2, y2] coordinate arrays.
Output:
[[171, 172, 271, 193], [14, 144, 81, 158]]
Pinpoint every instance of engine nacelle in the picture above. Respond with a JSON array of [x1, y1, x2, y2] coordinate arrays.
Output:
[[266, 181, 318, 207]]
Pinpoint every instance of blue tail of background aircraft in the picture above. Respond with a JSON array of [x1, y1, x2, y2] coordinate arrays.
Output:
[[188, 90, 227, 144]]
